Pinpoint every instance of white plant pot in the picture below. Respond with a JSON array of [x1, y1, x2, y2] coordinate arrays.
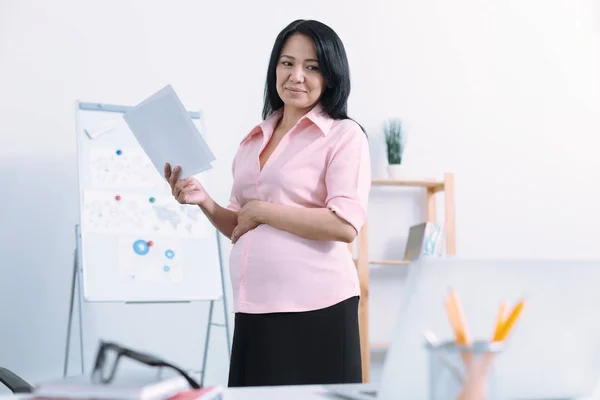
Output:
[[387, 164, 404, 179]]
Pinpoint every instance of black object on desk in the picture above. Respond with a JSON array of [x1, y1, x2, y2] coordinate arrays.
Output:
[[0, 367, 33, 393], [92, 340, 201, 389]]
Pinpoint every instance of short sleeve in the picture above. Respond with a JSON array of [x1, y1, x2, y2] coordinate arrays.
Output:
[[325, 124, 371, 234], [225, 151, 241, 212]]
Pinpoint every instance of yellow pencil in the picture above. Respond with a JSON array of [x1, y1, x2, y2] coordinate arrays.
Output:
[[495, 299, 525, 341], [491, 301, 507, 342]]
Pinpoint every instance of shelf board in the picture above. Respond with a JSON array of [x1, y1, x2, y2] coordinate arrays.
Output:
[[370, 343, 390, 350], [372, 178, 444, 191], [369, 260, 410, 266]]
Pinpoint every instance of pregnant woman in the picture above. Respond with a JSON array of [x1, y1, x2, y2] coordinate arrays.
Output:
[[165, 18, 371, 387]]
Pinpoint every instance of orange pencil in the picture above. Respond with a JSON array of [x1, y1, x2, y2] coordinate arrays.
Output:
[[445, 297, 465, 344], [445, 289, 470, 345], [445, 290, 474, 370], [495, 299, 526, 341], [448, 289, 471, 345]]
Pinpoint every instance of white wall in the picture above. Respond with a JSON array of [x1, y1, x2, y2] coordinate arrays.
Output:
[[1, 0, 599, 390]]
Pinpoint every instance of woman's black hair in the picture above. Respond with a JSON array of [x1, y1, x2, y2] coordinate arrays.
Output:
[[262, 19, 365, 133]]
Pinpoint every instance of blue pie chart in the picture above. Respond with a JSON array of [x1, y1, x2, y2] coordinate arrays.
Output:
[[133, 240, 150, 255]]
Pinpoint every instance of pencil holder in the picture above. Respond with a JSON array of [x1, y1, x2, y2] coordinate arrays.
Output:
[[425, 340, 503, 400]]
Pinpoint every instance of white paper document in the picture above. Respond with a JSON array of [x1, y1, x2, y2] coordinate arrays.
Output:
[[122, 84, 215, 179]]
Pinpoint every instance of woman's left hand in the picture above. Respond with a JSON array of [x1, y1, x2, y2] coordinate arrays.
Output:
[[231, 200, 268, 244]]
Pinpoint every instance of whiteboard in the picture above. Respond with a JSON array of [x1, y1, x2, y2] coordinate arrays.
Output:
[[75, 101, 223, 302]]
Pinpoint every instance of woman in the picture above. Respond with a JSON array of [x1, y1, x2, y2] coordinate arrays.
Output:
[[165, 19, 371, 387]]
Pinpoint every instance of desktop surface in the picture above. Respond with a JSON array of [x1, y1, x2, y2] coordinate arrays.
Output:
[[1, 382, 599, 400]]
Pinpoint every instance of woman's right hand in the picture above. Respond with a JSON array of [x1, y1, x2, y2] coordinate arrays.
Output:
[[164, 162, 209, 207]]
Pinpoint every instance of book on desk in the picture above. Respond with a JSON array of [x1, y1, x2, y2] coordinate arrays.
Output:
[[31, 374, 222, 400]]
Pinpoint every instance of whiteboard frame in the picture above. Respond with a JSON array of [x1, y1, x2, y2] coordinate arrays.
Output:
[[78, 101, 202, 119], [65, 99, 231, 380], [74, 99, 223, 302]]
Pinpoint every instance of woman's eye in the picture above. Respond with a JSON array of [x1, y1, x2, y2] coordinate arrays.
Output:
[[307, 65, 320, 71], [281, 61, 292, 66]]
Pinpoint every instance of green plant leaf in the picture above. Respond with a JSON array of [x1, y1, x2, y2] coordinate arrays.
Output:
[[383, 118, 406, 164]]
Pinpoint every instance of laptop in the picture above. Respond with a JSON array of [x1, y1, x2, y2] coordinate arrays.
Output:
[[328, 257, 600, 400], [403, 222, 428, 261], [403, 222, 445, 261]]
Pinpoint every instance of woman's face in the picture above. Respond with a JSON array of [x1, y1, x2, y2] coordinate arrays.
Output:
[[275, 33, 325, 112]]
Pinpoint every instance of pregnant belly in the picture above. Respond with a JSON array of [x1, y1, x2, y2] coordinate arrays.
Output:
[[229, 224, 354, 291]]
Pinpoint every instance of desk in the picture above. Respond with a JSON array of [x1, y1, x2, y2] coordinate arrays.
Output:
[[223, 383, 352, 399], [1, 383, 598, 400], [0, 384, 356, 400], [224, 384, 600, 400]]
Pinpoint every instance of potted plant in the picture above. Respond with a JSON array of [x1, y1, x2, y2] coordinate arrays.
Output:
[[384, 118, 407, 179]]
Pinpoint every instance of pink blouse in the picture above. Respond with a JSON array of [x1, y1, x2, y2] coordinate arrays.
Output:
[[226, 103, 371, 314]]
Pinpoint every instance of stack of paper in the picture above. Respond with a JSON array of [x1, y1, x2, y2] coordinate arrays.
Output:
[[33, 374, 190, 400], [123, 84, 215, 180]]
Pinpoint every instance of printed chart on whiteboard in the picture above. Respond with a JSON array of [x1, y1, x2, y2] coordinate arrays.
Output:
[[76, 102, 222, 302]]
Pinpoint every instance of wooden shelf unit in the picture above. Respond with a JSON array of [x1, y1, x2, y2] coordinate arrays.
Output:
[[349, 173, 456, 383]]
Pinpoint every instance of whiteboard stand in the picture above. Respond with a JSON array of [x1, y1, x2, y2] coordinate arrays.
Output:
[[63, 224, 86, 377], [64, 99, 232, 385], [63, 224, 232, 385]]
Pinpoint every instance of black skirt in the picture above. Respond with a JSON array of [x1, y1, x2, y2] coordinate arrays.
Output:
[[227, 296, 362, 387]]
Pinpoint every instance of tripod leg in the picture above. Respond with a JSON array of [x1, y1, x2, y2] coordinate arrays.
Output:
[[201, 300, 215, 387], [76, 254, 85, 375], [215, 232, 232, 357], [63, 249, 78, 377]]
